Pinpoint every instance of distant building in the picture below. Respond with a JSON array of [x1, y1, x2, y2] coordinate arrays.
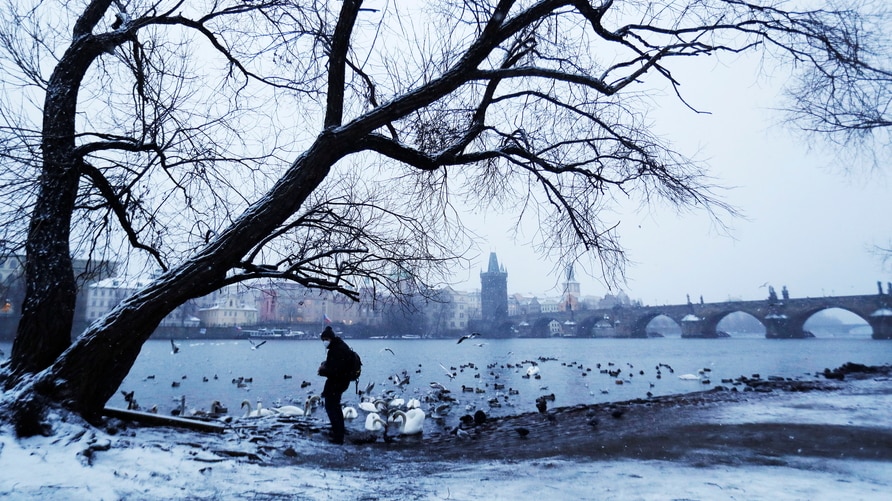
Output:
[[480, 252, 508, 324], [424, 287, 480, 334], [598, 290, 631, 309], [0, 253, 117, 324], [0, 254, 24, 316], [509, 293, 541, 317], [86, 277, 152, 322], [251, 281, 385, 328], [87, 276, 197, 328], [538, 297, 564, 313], [196, 291, 259, 328]]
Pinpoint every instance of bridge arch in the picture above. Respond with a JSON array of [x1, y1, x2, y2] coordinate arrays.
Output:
[[792, 307, 872, 338], [505, 291, 892, 339]]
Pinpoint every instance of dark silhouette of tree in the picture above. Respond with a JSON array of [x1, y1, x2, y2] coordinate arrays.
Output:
[[0, 0, 889, 435]]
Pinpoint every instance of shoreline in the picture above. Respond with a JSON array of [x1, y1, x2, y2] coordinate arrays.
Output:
[[2, 364, 890, 499], [204, 364, 892, 469]]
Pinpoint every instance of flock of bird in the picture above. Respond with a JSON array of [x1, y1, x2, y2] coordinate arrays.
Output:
[[124, 333, 730, 442]]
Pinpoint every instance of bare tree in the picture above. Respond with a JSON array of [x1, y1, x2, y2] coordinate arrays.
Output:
[[0, 0, 888, 435]]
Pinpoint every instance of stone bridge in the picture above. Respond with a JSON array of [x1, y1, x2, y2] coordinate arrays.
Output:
[[507, 290, 892, 339]]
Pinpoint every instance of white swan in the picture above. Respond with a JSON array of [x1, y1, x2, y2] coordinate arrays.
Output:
[[273, 405, 305, 416], [358, 400, 379, 413], [406, 398, 421, 409], [388, 397, 405, 408], [389, 408, 426, 435], [241, 399, 275, 418], [358, 398, 386, 413], [342, 406, 358, 419], [364, 412, 386, 431], [303, 395, 322, 416], [526, 365, 540, 377], [678, 373, 701, 380]]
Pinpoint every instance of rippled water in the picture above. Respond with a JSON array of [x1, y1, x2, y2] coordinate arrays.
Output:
[[2, 336, 889, 431]]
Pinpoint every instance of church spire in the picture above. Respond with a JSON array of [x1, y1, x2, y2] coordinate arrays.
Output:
[[487, 252, 501, 273]]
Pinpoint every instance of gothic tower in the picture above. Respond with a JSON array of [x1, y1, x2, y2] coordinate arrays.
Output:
[[480, 252, 508, 324], [562, 265, 580, 313]]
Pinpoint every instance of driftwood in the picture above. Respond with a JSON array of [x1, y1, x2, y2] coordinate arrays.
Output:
[[103, 407, 227, 433]]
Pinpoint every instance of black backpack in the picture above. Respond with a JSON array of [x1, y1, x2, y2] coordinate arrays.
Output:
[[346, 349, 362, 381]]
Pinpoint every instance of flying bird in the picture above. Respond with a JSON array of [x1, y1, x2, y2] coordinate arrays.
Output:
[[439, 363, 456, 380], [169, 339, 180, 354], [457, 332, 481, 344], [358, 381, 376, 396], [380, 347, 395, 355], [249, 339, 267, 350]]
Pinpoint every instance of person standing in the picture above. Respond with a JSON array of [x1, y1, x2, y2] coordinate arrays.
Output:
[[317, 326, 352, 444]]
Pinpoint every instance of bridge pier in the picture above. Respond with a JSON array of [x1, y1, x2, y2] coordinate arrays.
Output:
[[868, 309, 892, 339], [680, 314, 710, 338], [765, 314, 796, 339]]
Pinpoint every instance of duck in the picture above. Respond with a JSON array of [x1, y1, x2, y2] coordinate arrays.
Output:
[[210, 400, 228, 416]]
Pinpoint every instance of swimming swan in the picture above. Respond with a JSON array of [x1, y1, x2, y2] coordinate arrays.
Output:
[[241, 400, 275, 418], [389, 408, 426, 435], [358, 400, 379, 413], [365, 412, 386, 432], [272, 405, 305, 416]]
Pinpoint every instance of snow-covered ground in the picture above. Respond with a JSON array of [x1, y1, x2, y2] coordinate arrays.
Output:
[[2, 377, 890, 500]]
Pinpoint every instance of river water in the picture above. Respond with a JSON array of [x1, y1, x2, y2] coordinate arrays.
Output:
[[0, 337, 892, 429], [1, 336, 889, 431]]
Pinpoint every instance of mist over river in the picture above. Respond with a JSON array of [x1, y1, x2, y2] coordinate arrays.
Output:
[[5, 335, 886, 432]]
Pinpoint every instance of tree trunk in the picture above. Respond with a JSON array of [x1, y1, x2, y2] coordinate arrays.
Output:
[[7, 36, 109, 380], [5, 131, 348, 435]]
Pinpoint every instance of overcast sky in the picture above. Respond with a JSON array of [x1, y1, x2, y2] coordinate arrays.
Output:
[[450, 54, 892, 305]]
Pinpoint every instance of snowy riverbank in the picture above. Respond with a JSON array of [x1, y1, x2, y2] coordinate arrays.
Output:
[[2, 368, 890, 500]]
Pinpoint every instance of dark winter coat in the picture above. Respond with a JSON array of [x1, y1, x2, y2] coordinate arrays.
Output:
[[318, 336, 352, 396]]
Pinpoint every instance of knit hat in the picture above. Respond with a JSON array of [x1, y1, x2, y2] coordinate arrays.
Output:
[[320, 326, 335, 340]]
